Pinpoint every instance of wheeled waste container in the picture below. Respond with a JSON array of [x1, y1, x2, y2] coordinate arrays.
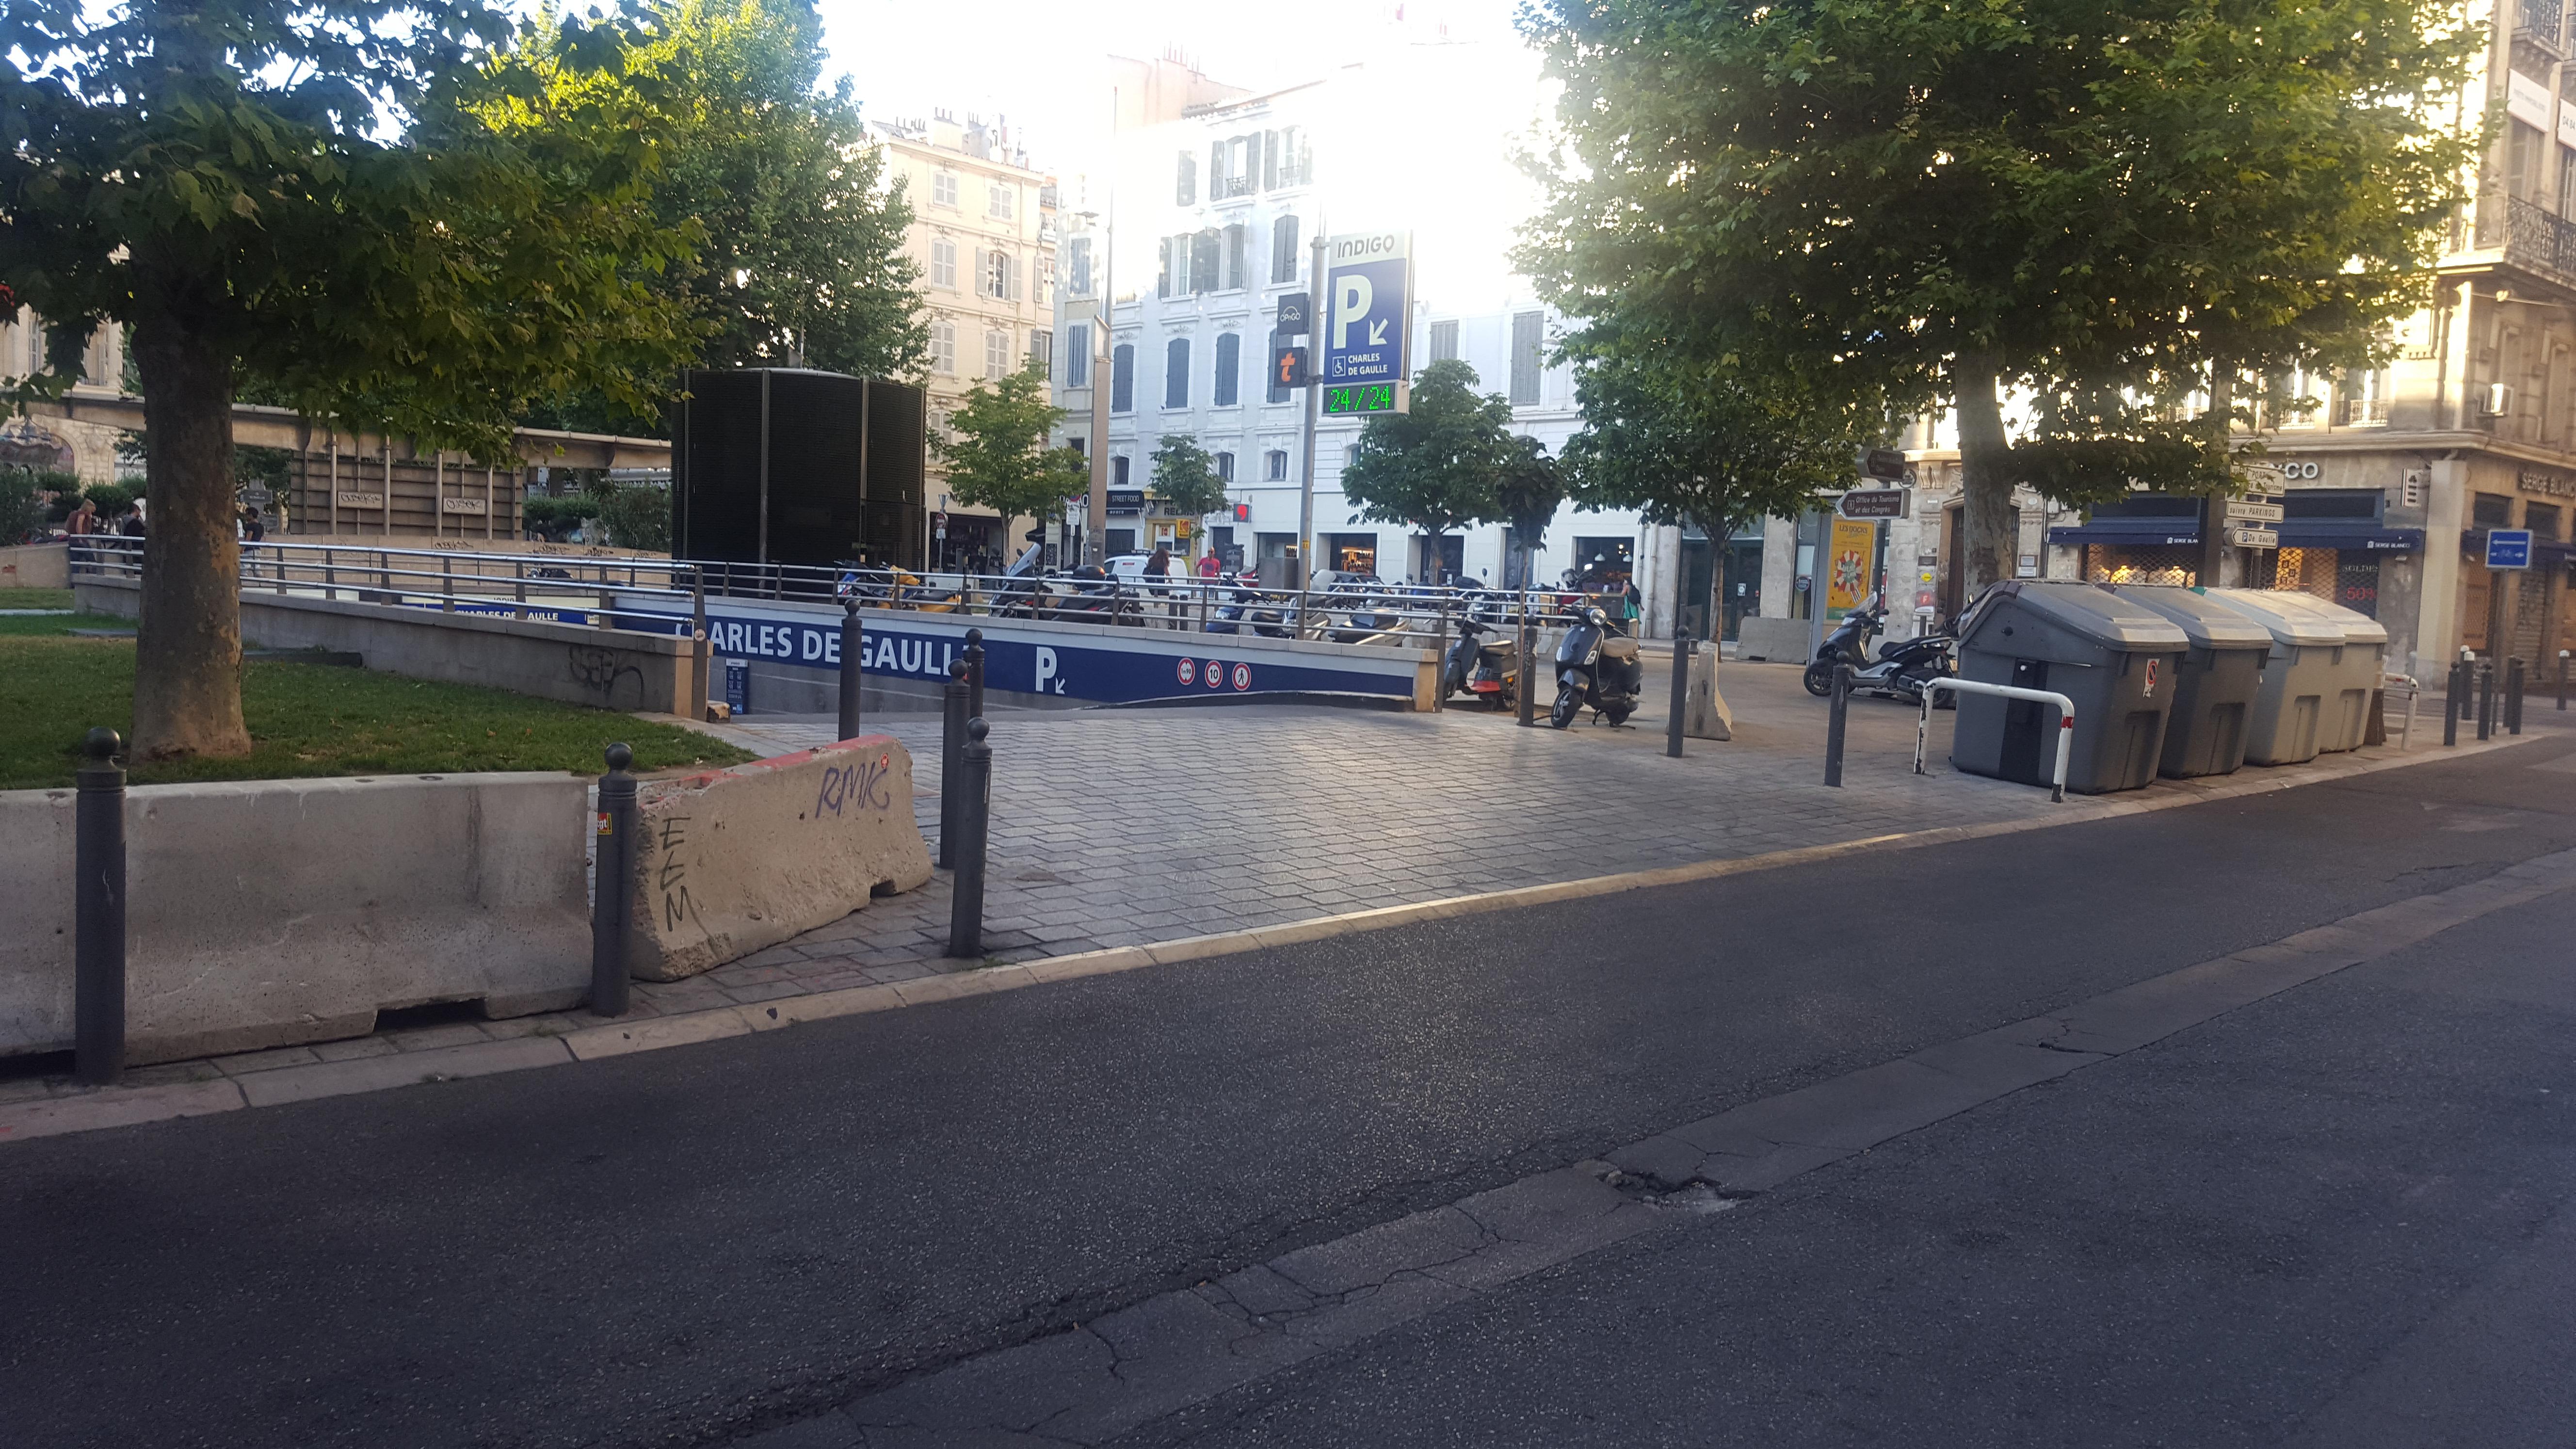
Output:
[[2110, 586, 2276, 778], [2213, 590, 2388, 752], [2198, 590, 2342, 764], [1950, 581, 2191, 794]]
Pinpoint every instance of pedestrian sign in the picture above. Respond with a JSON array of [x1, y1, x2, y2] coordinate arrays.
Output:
[[1321, 230, 1411, 411], [2486, 528, 2534, 570]]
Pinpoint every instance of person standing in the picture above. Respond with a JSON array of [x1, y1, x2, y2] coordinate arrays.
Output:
[[65, 496, 97, 575]]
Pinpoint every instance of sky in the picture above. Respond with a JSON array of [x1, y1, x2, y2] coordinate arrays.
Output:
[[813, 0, 1537, 175]]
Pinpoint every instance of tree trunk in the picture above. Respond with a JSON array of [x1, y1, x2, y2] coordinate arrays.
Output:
[[1953, 355, 2015, 596], [130, 319, 251, 761]]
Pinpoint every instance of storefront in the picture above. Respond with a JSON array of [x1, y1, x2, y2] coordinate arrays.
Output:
[[1325, 532, 1379, 575], [1570, 535, 1635, 590], [2049, 491, 2421, 614]]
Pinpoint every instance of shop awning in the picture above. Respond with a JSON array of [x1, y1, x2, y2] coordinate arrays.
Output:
[[2049, 520, 2424, 551]]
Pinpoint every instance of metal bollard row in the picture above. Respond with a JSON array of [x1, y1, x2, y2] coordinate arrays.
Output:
[[590, 743, 636, 1017], [75, 727, 127, 1086], [940, 661, 968, 870], [838, 602, 863, 741], [1823, 661, 1853, 787], [1666, 633, 1691, 758], [947, 718, 994, 959]]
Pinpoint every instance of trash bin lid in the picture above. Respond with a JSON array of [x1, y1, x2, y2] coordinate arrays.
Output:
[[2205, 588, 2347, 647], [2107, 585, 2275, 651], [2245, 589, 2391, 646], [1962, 580, 2189, 651]]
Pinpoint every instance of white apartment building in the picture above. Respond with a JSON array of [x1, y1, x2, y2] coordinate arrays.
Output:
[[1052, 44, 1733, 638]]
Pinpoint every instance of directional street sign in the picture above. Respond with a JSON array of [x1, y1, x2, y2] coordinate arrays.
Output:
[[2223, 500, 2285, 523], [2486, 528, 2534, 570], [2227, 527, 2281, 549], [1838, 489, 1908, 520], [1320, 230, 1412, 413]]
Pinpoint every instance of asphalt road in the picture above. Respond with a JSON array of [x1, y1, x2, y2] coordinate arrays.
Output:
[[5, 734, 2575, 1449]]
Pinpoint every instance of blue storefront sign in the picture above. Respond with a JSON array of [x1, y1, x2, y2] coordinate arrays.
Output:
[[612, 603, 1418, 707]]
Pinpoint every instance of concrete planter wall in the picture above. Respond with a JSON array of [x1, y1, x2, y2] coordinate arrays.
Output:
[[0, 773, 590, 1064], [628, 736, 934, 981], [1, 542, 69, 590]]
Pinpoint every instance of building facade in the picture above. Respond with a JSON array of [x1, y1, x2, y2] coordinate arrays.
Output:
[[871, 112, 1059, 571], [1, 308, 129, 484]]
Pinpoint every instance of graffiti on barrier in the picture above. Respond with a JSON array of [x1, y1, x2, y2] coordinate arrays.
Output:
[[814, 754, 894, 818]]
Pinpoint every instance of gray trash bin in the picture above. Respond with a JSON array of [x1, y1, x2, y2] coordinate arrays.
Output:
[[2203, 589, 2343, 764], [1951, 581, 2190, 793], [2214, 590, 2388, 752], [2111, 585, 2275, 778]]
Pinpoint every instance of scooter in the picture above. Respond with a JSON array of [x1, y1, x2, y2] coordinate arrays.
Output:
[[1443, 616, 1522, 710], [1803, 596, 1955, 704], [1552, 604, 1644, 728]]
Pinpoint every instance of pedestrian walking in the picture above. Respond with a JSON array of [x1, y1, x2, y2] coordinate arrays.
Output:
[[1145, 545, 1179, 629]]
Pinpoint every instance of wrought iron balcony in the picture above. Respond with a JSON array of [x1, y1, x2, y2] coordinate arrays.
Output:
[[2520, 0, 2566, 44], [2464, 194, 2576, 290], [2336, 395, 2391, 426]]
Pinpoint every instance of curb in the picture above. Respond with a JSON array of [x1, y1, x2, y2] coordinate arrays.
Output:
[[0, 734, 2542, 1145]]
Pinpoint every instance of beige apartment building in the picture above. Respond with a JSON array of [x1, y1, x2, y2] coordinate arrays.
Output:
[[870, 112, 1058, 573]]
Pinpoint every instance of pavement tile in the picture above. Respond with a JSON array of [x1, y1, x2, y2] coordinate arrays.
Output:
[[209, 1045, 322, 1076]]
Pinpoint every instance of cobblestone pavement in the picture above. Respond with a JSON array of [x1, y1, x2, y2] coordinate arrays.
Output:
[[9, 661, 2465, 1099]]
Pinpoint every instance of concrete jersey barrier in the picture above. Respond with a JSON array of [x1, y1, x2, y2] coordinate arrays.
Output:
[[0, 773, 591, 1064], [628, 735, 934, 981]]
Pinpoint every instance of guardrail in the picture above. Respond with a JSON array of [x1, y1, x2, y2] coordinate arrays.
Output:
[[69, 538, 1623, 654], [1914, 677, 2076, 802]]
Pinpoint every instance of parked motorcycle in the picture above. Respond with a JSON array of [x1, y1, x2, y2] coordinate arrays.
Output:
[[1803, 596, 1955, 704], [1444, 616, 1523, 710], [1551, 604, 1643, 727]]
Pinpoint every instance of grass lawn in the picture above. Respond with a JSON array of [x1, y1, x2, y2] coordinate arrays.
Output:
[[2, 635, 754, 790], [0, 587, 75, 611]]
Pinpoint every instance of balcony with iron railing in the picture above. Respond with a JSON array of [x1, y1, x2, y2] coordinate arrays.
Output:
[[2517, 0, 2567, 51], [2455, 192, 2576, 293]]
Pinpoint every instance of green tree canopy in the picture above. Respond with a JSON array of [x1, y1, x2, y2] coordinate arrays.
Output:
[[931, 363, 1087, 526], [1489, 435, 1564, 590], [1341, 359, 1516, 579], [1519, 0, 2476, 591], [2, 0, 696, 757], [1149, 435, 1231, 520]]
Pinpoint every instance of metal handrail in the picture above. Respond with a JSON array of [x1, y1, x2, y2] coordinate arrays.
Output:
[[1915, 676, 2077, 802]]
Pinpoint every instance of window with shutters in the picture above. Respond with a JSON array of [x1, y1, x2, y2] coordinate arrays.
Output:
[[1175, 151, 1197, 205], [1028, 328, 1053, 378], [985, 328, 1011, 380], [1265, 449, 1288, 481], [1111, 344, 1135, 413], [1065, 323, 1090, 387], [933, 171, 958, 208], [931, 321, 956, 375], [1165, 338, 1191, 408], [1066, 237, 1093, 295], [1213, 333, 1240, 406], [1216, 451, 1235, 481], [1190, 230, 1221, 293], [1211, 135, 1257, 200], [1429, 320, 1459, 363], [1223, 224, 1247, 290], [1509, 311, 1544, 404], [988, 182, 1014, 220], [984, 250, 1015, 301], [1264, 126, 1311, 187], [1271, 215, 1300, 284], [930, 238, 957, 289], [1113, 455, 1131, 487]]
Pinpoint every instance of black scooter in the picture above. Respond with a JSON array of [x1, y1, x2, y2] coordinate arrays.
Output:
[[1803, 596, 1954, 704], [1443, 617, 1522, 710], [1552, 604, 1643, 727]]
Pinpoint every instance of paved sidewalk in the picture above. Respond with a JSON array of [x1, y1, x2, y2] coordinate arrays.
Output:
[[2, 662, 2520, 1104]]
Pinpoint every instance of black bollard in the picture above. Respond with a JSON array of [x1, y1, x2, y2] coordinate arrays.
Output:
[[1666, 633, 1692, 758], [1517, 619, 1538, 728], [74, 727, 127, 1087], [2560, 650, 2570, 712], [2443, 660, 2463, 747], [2507, 656, 2526, 735], [2478, 660, 2496, 740], [964, 627, 986, 719], [837, 602, 863, 741], [947, 718, 992, 958], [1429, 603, 1447, 713], [939, 661, 968, 870], [590, 743, 636, 1017], [1824, 661, 1852, 787]]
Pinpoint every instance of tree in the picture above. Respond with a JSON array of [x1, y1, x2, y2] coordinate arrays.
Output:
[[1519, 0, 2476, 593], [931, 363, 1088, 531], [1149, 435, 1231, 531], [510, 0, 926, 434], [1488, 436, 1564, 596], [3, 0, 695, 758], [1561, 335, 1874, 636], [1340, 359, 1515, 583]]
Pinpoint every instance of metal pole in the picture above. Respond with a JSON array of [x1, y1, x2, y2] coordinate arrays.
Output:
[[946, 718, 992, 958], [2560, 649, 2570, 711], [1518, 606, 1537, 728], [965, 627, 987, 718], [2478, 660, 2496, 740], [837, 601, 863, 741], [939, 662, 968, 870], [74, 727, 126, 1087], [692, 567, 710, 718], [1298, 223, 1326, 573], [1824, 661, 1852, 786], [2444, 660, 2463, 746], [1428, 597, 1447, 713], [2507, 655, 2526, 735], [1666, 632, 1691, 758], [590, 744, 636, 1016]]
